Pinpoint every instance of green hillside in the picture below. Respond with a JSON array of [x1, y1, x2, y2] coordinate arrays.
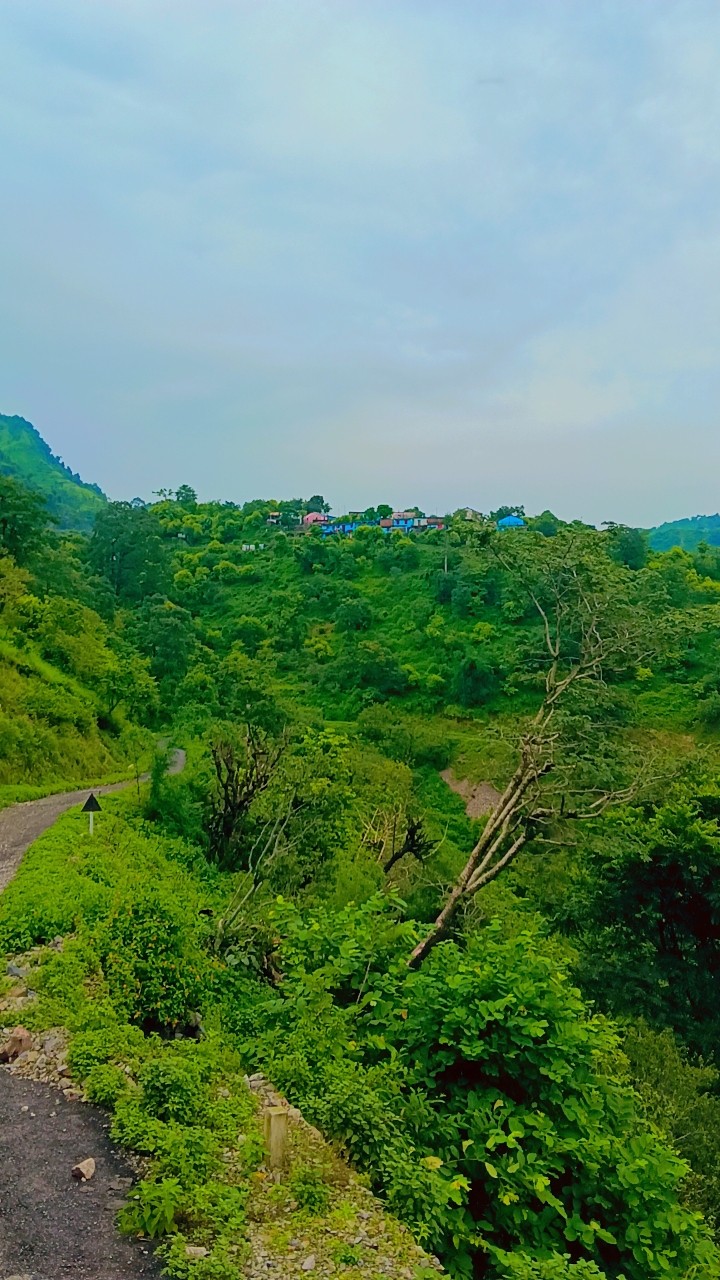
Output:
[[5, 480, 720, 1276], [0, 412, 105, 530], [648, 512, 720, 551]]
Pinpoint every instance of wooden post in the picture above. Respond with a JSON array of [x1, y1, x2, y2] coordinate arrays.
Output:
[[89, 811, 94, 837], [264, 1106, 288, 1170]]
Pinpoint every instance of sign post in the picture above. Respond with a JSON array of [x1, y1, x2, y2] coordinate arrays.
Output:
[[82, 793, 101, 836]]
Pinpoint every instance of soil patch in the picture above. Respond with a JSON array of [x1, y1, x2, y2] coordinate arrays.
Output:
[[0, 1068, 160, 1279], [440, 768, 501, 818]]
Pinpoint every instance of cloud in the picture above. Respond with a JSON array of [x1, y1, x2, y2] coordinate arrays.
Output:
[[0, 0, 718, 523]]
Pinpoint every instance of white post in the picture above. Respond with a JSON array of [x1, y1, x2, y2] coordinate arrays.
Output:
[[89, 811, 94, 837]]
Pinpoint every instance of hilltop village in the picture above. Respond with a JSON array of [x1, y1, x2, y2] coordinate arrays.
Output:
[[265, 505, 527, 536]]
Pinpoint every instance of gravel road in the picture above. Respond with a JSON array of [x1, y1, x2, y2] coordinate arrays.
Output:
[[0, 1072, 161, 1279]]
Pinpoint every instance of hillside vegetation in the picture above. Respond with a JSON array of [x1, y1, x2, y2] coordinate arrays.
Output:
[[5, 473, 720, 1277], [0, 412, 105, 530], [648, 511, 720, 551]]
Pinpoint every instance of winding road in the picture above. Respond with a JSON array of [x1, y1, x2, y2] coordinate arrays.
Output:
[[0, 749, 186, 894]]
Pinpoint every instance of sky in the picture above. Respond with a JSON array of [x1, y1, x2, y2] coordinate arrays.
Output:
[[1, 1, 720, 525]]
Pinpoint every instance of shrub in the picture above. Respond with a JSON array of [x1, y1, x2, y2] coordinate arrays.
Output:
[[83, 1062, 130, 1107], [120, 1177, 185, 1237], [288, 1166, 331, 1215], [94, 885, 207, 1027], [240, 902, 720, 1279], [140, 1055, 207, 1125], [153, 1124, 220, 1187]]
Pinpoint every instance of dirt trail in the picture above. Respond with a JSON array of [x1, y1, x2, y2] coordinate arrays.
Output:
[[0, 752, 186, 1277], [440, 767, 501, 818], [0, 1071, 161, 1279], [0, 749, 186, 893]]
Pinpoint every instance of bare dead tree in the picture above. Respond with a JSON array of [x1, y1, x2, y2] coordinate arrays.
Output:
[[214, 807, 298, 949], [362, 807, 440, 875], [407, 532, 657, 969], [206, 724, 286, 870]]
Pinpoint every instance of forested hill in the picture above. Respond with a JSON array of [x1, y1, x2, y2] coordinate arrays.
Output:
[[0, 413, 105, 530], [648, 511, 720, 551], [6, 481, 720, 1277]]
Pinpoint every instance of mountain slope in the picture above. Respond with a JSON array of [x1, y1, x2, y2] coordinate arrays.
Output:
[[0, 413, 105, 530], [648, 513, 720, 552]]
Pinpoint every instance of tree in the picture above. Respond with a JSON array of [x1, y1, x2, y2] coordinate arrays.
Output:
[[174, 485, 198, 507], [126, 595, 195, 697], [605, 522, 648, 570], [97, 642, 158, 721], [362, 807, 436, 874], [335, 596, 373, 632], [530, 509, 561, 538], [0, 475, 51, 564], [88, 502, 170, 604], [205, 725, 286, 870], [306, 494, 330, 514], [408, 530, 656, 968], [490, 503, 525, 523], [573, 795, 720, 1060], [452, 652, 501, 706]]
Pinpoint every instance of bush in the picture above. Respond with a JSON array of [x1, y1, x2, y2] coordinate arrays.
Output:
[[140, 1055, 207, 1125], [356, 705, 455, 769], [94, 885, 208, 1028], [120, 1177, 185, 1237], [288, 1166, 331, 1215], [236, 901, 720, 1279], [83, 1062, 130, 1107]]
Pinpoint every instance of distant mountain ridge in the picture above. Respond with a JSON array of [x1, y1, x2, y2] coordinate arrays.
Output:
[[0, 413, 106, 530], [648, 514, 720, 552]]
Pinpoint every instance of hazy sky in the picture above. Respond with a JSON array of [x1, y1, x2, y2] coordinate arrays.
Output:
[[2, 1, 719, 524]]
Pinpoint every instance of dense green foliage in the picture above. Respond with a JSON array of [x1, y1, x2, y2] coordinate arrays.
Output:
[[648, 513, 720, 552], [6, 462, 720, 1276], [0, 413, 105, 530]]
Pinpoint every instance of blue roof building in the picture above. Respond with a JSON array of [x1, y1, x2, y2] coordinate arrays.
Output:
[[497, 514, 526, 529]]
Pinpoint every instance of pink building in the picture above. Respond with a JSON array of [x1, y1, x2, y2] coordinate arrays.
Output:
[[303, 511, 326, 525]]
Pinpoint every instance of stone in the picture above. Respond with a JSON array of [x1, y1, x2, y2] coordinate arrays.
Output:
[[71, 1157, 96, 1181], [0, 1025, 33, 1062], [185, 1245, 208, 1259], [301, 1256, 316, 1272], [6, 962, 29, 978]]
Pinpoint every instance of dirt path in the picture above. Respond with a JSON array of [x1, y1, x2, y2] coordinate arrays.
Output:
[[0, 1071, 161, 1279], [0, 751, 186, 1277], [0, 749, 186, 893], [440, 767, 501, 818]]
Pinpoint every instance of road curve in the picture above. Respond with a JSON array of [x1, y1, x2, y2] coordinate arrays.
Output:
[[0, 748, 186, 893]]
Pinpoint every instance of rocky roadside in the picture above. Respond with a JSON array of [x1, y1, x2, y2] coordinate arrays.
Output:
[[1, 949, 443, 1280]]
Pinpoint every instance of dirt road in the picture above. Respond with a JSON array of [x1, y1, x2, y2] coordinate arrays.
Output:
[[0, 751, 186, 1277], [0, 1072, 161, 1279], [0, 750, 186, 893]]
